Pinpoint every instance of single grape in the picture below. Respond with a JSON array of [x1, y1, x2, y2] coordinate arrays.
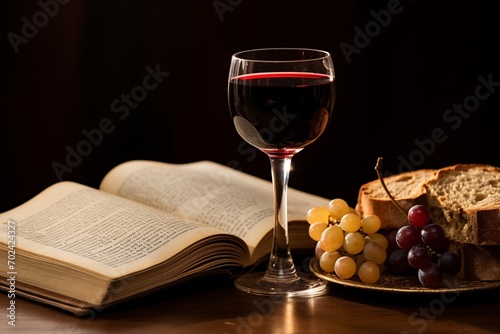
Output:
[[328, 198, 350, 221], [306, 206, 331, 224], [408, 204, 431, 227], [315, 241, 326, 259], [386, 249, 412, 275], [438, 251, 461, 276], [384, 228, 399, 256], [343, 232, 365, 254], [319, 225, 344, 252], [377, 260, 386, 274], [340, 213, 361, 233], [319, 251, 341, 273], [358, 261, 380, 284], [334, 256, 357, 279], [436, 237, 449, 254], [365, 233, 388, 250], [355, 253, 366, 274], [362, 241, 387, 264], [421, 224, 448, 253], [418, 263, 443, 288], [407, 244, 432, 270], [396, 225, 422, 250], [309, 221, 328, 241], [361, 215, 381, 234]]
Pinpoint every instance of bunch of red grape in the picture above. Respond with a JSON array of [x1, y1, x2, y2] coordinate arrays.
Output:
[[385, 204, 461, 288]]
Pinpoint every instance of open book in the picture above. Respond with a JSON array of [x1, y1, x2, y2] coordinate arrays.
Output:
[[0, 160, 329, 316]]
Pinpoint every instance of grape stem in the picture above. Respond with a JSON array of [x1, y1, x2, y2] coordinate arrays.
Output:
[[374, 157, 408, 219]]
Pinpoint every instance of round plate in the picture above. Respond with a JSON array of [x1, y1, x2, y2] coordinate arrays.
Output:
[[309, 257, 500, 293]]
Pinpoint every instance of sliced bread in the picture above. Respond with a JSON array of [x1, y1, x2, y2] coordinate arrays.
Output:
[[424, 164, 500, 245], [449, 241, 500, 281], [355, 169, 436, 229]]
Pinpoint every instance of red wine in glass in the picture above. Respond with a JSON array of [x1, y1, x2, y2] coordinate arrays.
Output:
[[228, 48, 335, 297]]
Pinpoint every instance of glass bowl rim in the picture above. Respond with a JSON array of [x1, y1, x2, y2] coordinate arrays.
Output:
[[231, 48, 331, 63]]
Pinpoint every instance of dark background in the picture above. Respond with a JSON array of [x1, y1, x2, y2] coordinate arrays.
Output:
[[1, 0, 499, 213]]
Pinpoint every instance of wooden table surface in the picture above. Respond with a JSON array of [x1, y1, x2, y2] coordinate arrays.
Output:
[[2, 271, 499, 334]]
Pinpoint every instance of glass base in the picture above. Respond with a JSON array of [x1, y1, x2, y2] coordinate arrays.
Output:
[[235, 271, 329, 297]]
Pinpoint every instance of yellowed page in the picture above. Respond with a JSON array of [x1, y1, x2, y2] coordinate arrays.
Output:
[[100, 160, 330, 256]]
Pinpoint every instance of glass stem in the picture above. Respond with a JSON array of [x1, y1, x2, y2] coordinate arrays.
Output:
[[264, 156, 300, 283]]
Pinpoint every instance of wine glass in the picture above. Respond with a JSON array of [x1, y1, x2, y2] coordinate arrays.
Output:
[[228, 48, 336, 297]]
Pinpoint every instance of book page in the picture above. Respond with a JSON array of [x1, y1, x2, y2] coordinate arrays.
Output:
[[0, 182, 230, 279], [99, 160, 330, 254]]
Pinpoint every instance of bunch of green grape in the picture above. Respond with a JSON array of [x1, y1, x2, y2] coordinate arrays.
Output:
[[307, 198, 387, 284]]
